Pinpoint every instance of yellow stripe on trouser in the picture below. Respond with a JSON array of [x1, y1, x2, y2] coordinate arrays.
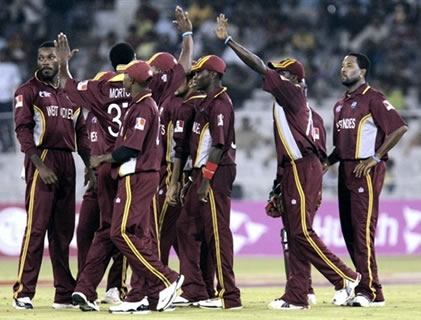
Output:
[[120, 256, 128, 298], [121, 176, 170, 287], [291, 162, 354, 283], [209, 188, 226, 308], [365, 174, 376, 300], [14, 149, 49, 298], [159, 161, 172, 236], [152, 195, 161, 260]]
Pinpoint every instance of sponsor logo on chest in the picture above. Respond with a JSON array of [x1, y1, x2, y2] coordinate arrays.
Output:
[[45, 105, 74, 119], [336, 118, 356, 131]]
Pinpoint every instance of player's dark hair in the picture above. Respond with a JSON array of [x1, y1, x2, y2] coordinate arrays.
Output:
[[39, 41, 55, 49], [348, 52, 371, 73], [109, 42, 135, 70]]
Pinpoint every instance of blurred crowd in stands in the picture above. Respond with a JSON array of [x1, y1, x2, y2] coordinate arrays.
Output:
[[0, 1, 420, 199]]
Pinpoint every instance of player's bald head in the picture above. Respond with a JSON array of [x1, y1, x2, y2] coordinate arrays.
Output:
[[109, 42, 136, 70]]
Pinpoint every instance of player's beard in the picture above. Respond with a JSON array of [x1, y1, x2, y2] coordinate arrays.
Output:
[[341, 76, 359, 87], [39, 67, 58, 82]]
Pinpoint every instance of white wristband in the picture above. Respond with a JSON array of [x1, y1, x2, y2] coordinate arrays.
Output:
[[224, 35, 232, 45], [182, 31, 193, 37], [371, 155, 381, 163]]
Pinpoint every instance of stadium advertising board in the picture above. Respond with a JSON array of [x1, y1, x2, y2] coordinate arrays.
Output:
[[0, 200, 421, 257]]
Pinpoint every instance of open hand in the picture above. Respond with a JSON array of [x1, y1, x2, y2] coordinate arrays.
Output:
[[214, 13, 229, 40], [55, 32, 79, 64], [173, 6, 192, 34]]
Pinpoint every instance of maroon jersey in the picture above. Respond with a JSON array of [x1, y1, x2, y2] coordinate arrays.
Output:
[[332, 83, 407, 160], [159, 95, 183, 165], [263, 68, 318, 166], [190, 87, 236, 168], [14, 72, 89, 158], [149, 63, 186, 164], [64, 72, 131, 154], [311, 107, 327, 160], [113, 90, 161, 178], [173, 93, 206, 160], [149, 63, 186, 106], [85, 111, 107, 156]]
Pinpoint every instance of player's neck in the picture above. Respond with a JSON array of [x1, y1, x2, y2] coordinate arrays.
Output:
[[204, 80, 221, 94], [346, 78, 365, 94]]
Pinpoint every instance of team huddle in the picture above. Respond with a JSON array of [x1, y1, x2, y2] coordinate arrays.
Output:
[[12, 6, 407, 313]]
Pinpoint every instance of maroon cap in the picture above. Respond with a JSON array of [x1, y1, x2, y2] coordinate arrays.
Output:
[[268, 58, 305, 81], [191, 55, 226, 74], [147, 52, 177, 72], [117, 60, 153, 84]]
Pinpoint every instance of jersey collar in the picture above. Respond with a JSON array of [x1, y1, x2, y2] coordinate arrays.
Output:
[[345, 83, 370, 98]]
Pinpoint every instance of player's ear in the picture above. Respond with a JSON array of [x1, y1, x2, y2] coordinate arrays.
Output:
[[360, 68, 367, 78]]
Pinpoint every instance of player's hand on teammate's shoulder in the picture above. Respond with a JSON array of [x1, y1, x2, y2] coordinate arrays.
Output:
[[173, 6, 192, 34], [214, 13, 229, 41]]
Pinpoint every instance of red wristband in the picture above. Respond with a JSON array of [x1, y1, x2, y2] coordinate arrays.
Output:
[[202, 161, 218, 180]]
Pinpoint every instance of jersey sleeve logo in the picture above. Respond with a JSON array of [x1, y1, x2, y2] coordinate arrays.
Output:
[[312, 127, 320, 140], [77, 80, 89, 91], [15, 95, 23, 108], [135, 117, 146, 130], [174, 120, 184, 133], [217, 113, 224, 126], [382, 100, 395, 111]]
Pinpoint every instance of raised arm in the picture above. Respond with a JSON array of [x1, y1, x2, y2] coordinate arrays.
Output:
[[55, 32, 79, 88], [173, 6, 193, 73], [214, 13, 266, 75]]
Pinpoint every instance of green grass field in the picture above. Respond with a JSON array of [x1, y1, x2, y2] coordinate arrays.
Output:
[[1, 256, 421, 319]]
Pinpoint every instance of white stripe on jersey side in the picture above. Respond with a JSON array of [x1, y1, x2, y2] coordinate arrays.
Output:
[[274, 102, 303, 160], [194, 128, 212, 168], [306, 103, 313, 137], [119, 157, 137, 177], [33, 107, 44, 146], [357, 116, 378, 159]]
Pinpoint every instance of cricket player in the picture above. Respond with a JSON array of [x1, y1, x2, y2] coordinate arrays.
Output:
[[176, 55, 242, 309], [215, 13, 361, 310], [13, 41, 94, 310], [89, 60, 183, 313], [323, 52, 407, 307]]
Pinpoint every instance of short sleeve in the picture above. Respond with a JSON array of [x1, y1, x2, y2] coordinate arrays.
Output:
[[121, 107, 153, 152], [209, 99, 232, 147], [370, 94, 407, 135]]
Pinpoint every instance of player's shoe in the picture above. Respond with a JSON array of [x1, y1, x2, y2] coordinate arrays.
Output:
[[307, 293, 317, 305], [370, 300, 385, 307], [13, 297, 33, 310], [109, 297, 150, 314], [331, 272, 361, 306], [351, 293, 371, 307], [72, 292, 100, 311], [156, 275, 184, 311], [198, 298, 243, 310], [268, 298, 309, 310], [101, 287, 122, 304], [52, 302, 79, 309], [173, 295, 196, 307], [198, 298, 222, 309]]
